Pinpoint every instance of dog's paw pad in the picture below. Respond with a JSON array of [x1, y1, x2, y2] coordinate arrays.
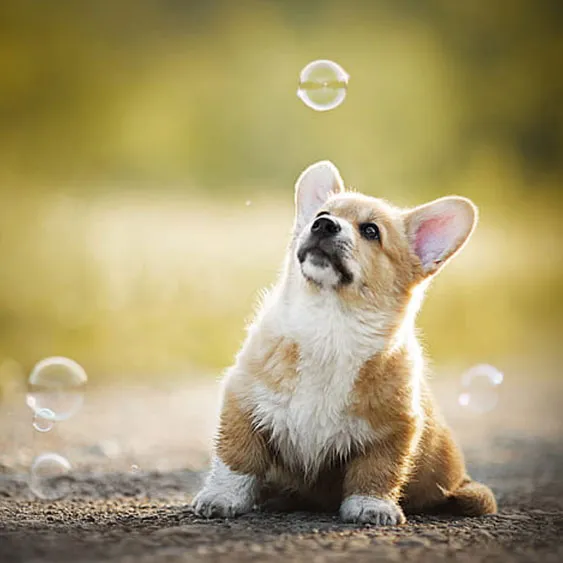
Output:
[[340, 495, 406, 525]]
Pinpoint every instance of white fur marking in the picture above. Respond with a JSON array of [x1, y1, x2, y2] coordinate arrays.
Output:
[[248, 281, 390, 477], [300, 255, 341, 288], [192, 457, 257, 518], [340, 495, 406, 525]]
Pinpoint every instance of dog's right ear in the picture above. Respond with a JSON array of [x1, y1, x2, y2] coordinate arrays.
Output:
[[294, 160, 344, 234]]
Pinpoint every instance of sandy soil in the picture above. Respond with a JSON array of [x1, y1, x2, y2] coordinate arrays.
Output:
[[1, 364, 562, 562]]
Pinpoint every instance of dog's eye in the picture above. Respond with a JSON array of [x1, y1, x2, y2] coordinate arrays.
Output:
[[359, 223, 381, 241]]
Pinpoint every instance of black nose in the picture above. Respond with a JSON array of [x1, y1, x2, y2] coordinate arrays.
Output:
[[311, 216, 341, 237]]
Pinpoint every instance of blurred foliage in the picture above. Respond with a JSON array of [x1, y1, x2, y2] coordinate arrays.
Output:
[[0, 0, 561, 382]]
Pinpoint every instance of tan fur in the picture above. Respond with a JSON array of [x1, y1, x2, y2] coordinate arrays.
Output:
[[243, 335, 300, 394], [345, 351, 420, 503], [216, 335, 300, 474], [197, 174, 496, 522], [216, 390, 271, 477], [346, 349, 494, 515], [318, 196, 421, 333]]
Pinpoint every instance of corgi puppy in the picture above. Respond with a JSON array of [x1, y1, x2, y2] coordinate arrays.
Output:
[[192, 161, 497, 525]]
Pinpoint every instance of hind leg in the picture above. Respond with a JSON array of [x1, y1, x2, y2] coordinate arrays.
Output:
[[401, 421, 497, 516], [444, 478, 497, 516], [403, 477, 497, 517]]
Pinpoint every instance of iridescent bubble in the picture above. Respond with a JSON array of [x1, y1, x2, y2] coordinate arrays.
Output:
[[458, 364, 503, 414], [29, 453, 72, 500], [32, 408, 56, 433], [245, 200, 252, 207], [297, 59, 349, 112], [26, 357, 87, 422], [130, 464, 140, 474]]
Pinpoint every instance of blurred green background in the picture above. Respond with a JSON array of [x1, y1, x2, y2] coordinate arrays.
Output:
[[0, 0, 561, 383]]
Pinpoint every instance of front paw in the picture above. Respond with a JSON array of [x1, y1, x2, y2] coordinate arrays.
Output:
[[340, 495, 406, 525], [191, 488, 254, 519]]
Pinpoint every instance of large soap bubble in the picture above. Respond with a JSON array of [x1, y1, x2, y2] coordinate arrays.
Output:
[[297, 59, 349, 111], [458, 364, 504, 414], [26, 357, 87, 423], [29, 452, 72, 500]]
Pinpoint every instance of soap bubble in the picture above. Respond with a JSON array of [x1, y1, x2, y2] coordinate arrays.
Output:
[[297, 59, 349, 111], [29, 453, 72, 500], [32, 408, 56, 433], [458, 364, 503, 414], [26, 357, 87, 422]]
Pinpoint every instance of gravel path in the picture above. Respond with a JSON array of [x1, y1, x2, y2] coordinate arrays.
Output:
[[1, 371, 562, 562]]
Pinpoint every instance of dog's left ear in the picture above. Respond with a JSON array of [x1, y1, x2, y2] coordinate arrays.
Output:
[[294, 160, 344, 234], [405, 196, 478, 279]]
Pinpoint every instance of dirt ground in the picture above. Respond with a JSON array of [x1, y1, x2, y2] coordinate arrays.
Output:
[[1, 363, 563, 562]]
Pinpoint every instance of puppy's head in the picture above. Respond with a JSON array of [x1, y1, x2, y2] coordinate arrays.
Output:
[[292, 161, 477, 313]]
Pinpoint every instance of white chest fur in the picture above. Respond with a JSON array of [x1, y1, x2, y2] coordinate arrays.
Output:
[[249, 284, 388, 477]]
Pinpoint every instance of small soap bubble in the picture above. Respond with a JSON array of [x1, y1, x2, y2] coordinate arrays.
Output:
[[130, 464, 140, 474], [245, 200, 252, 207], [458, 364, 503, 414], [29, 453, 72, 500], [32, 408, 56, 433], [97, 439, 121, 459], [297, 59, 349, 112], [26, 357, 87, 422]]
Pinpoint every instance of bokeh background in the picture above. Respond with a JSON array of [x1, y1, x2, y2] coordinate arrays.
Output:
[[0, 0, 561, 393]]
